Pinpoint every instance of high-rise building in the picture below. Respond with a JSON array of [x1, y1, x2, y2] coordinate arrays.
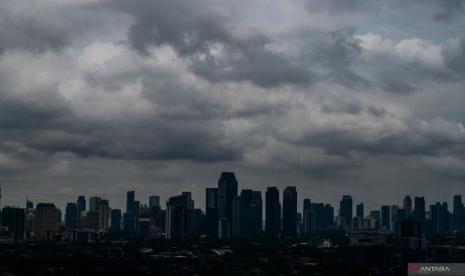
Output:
[[65, 203, 78, 229], [123, 212, 135, 234], [232, 196, 244, 238], [381, 205, 391, 230], [356, 203, 364, 218], [339, 195, 353, 232], [414, 196, 426, 221], [26, 199, 33, 210], [370, 210, 381, 230], [33, 203, 58, 240], [403, 195, 412, 217], [77, 196, 86, 218], [303, 199, 313, 237], [205, 188, 218, 239], [429, 202, 449, 234], [149, 195, 160, 209], [217, 172, 238, 236], [282, 186, 297, 238], [166, 192, 193, 239], [265, 187, 281, 238], [390, 205, 399, 232], [1, 207, 25, 240], [98, 199, 111, 231], [126, 191, 135, 213], [89, 197, 102, 213], [323, 204, 334, 228], [111, 209, 122, 232], [453, 195, 464, 232]]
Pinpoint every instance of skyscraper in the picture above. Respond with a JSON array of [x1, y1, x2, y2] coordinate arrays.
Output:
[[89, 197, 102, 213], [282, 186, 297, 238], [26, 199, 33, 210], [98, 199, 111, 231], [33, 203, 59, 240], [205, 188, 218, 239], [111, 209, 122, 232], [1, 207, 25, 240], [339, 195, 353, 232], [356, 203, 364, 218], [149, 195, 160, 209], [414, 196, 426, 221], [403, 195, 412, 217], [265, 187, 281, 238], [303, 199, 313, 236], [453, 195, 464, 232], [126, 191, 135, 213], [65, 203, 78, 229], [381, 205, 391, 230], [77, 196, 86, 219], [217, 172, 238, 237], [166, 192, 193, 239]]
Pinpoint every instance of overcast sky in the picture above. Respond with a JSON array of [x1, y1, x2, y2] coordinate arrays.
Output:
[[1, 0, 465, 212]]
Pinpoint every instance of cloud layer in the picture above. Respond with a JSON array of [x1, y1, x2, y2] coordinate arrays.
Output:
[[1, 0, 464, 211]]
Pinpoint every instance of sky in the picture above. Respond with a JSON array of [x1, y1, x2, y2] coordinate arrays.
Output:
[[1, 0, 465, 212]]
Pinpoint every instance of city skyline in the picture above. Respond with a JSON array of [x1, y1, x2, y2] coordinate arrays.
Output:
[[1, 0, 465, 214], [1, 171, 464, 222], [2, 171, 464, 243]]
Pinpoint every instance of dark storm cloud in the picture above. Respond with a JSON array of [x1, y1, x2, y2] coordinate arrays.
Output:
[[107, 0, 312, 87], [0, 3, 68, 54], [433, 0, 465, 23], [443, 37, 465, 74]]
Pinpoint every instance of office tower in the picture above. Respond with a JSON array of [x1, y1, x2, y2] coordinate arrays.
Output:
[[123, 212, 136, 234], [453, 195, 464, 232], [98, 199, 111, 231], [218, 217, 231, 239], [111, 209, 122, 232], [126, 191, 135, 213], [430, 202, 450, 234], [265, 187, 281, 238], [339, 195, 353, 232], [356, 203, 364, 218], [1, 207, 25, 240], [282, 186, 297, 238], [89, 197, 102, 213], [166, 192, 193, 239], [370, 210, 381, 230], [232, 196, 244, 238], [65, 203, 78, 229], [217, 172, 238, 237], [250, 191, 263, 238], [149, 195, 160, 209], [56, 208, 62, 226], [303, 199, 313, 236], [33, 203, 58, 240], [390, 205, 399, 232], [191, 209, 204, 239], [323, 204, 334, 228], [403, 195, 412, 217], [414, 196, 426, 221], [77, 196, 86, 218], [381, 205, 391, 230], [205, 188, 218, 239], [139, 217, 151, 241], [26, 199, 33, 210], [230, 189, 262, 239]]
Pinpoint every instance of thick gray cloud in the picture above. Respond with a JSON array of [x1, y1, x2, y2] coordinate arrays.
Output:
[[0, 0, 464, 212]]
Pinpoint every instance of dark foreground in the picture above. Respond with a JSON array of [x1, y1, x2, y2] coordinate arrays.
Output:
[[1, 241, 464, 276]]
